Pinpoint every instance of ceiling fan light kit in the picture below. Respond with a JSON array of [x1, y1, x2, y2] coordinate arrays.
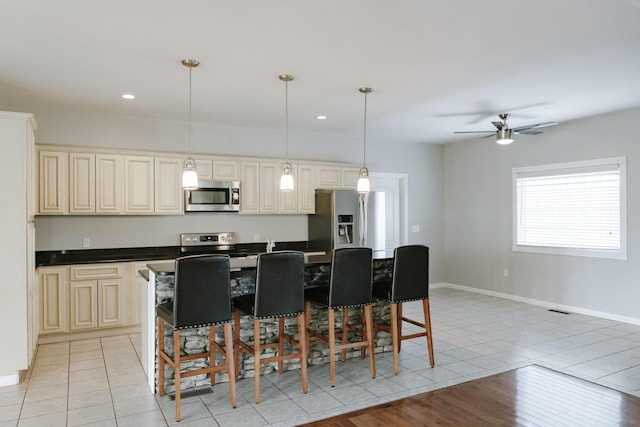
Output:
[[453, 112, 558, 145]]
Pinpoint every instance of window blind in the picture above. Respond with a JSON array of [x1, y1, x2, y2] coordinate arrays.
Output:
[[513, 157, 626, 258]]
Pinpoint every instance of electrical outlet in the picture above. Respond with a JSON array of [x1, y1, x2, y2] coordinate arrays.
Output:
[[412, 225, 420, 232], [503, 269, 509, 278], [254, 233, 260, 242], [82, 237, 90, 248]]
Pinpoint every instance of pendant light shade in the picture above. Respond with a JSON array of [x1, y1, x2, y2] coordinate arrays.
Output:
[[357, 87, 372, 193], [182, 59, 199, 190], [279, 74, 295, 191]]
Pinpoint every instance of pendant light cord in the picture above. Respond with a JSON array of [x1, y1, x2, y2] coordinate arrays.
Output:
[[362, 90, 368, 168], [285, 78, 289, 162], [188, 65, 193, 157]]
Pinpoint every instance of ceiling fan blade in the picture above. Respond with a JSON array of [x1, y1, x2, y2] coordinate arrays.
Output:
[[491, 121, 503, 130], [453, 130, 496, 134], [514, 130, 543, 135], [512, 121, 559, 132]]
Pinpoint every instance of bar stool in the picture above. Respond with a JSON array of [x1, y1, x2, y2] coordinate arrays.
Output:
[[372, 245, 434, 375], [157, 254, 236, 422], [304, 247, 375, 387], [233, 251, 308, 404]]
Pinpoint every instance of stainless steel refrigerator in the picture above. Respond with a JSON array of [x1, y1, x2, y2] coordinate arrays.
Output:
[[308, 189, 385, 256]]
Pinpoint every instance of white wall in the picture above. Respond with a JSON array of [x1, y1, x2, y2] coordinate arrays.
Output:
[[32, 110, 446, 282], [444, 106, 640, 319]]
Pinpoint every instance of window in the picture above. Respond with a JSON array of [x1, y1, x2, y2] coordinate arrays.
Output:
[[513, 157, 626, 260]]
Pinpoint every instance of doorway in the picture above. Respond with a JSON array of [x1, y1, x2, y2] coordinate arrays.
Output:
[[369, 172, 408, 256]]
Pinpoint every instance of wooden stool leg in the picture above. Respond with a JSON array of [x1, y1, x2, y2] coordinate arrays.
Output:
[[278, 317, 285, 373], [158, 318, 165, 396], [304, 301, 311, 367], [223, 322, 237, 408], [423, 299, 435, 367], [253, 318, 261, 403], [233, 310, 241, 381], [341, 308, 349, 362], [390, 303, 400, 375], [297, 313, 308, 394], [173, 329, 181, 422], [397, 303, 403, 353], [364, 305, 376, 379], [360, 306, 367, 359], [328, 308, 337, 387], [210, 325, 216, 385]]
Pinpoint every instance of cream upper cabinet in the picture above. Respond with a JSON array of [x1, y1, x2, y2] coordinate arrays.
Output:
[[96, 154, 124, 214], [279, 164, 298, 214], [124, 155, 154, 214], [38, 150, 68, 214], [39, 267, 66, 334], [69, 152, 96, 214], [316, 165, 341, 189], [213, 159, 239, 180], [341, 167, 360, 190], [154, 157, 183, 214], [297, 163, 316, 213], [194, 158, 213, 180], [260, 162, 280, 213], [240, 161, 260, 213]]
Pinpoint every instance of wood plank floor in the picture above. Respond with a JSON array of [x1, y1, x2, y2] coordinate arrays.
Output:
[[299, 365, 640, 426]]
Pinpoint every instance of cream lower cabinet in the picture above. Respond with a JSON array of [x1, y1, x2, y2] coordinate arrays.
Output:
[[39, 267, 67, 334], [68, 264, 126, 331]]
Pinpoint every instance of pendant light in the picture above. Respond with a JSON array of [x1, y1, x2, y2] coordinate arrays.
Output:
[[181, 59, 199, 189], [357, 87, 372, 193], [279, 74, 295, 191]]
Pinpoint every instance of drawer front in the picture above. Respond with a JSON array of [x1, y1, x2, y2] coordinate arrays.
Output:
[[70, 264, 122, 281]]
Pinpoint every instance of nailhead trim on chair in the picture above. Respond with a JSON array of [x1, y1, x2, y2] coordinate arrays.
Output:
[[174, 319, 232, 330], [307, 301, 372, 309], [252, 310, 304, 320]]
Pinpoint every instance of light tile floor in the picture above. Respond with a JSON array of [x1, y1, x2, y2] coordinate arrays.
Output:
[[2, 287, 640, 426]]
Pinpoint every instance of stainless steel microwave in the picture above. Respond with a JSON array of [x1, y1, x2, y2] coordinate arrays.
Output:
[[184, 180, 240, 212]]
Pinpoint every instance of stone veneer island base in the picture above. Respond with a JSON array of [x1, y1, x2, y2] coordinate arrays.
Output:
[[146, 257, 394, 394]]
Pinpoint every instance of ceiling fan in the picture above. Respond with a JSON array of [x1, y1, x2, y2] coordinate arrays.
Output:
[[453, 113, 558, 144]]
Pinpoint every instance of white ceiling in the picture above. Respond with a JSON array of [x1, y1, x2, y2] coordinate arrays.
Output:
[[2, 0, 640, 145]]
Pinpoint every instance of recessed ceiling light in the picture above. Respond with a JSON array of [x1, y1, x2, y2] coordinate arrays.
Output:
[[121, 94, 135, 100], [316, 115, 327, 120]]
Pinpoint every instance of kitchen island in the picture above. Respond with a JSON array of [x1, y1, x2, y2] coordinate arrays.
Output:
[[143, 255, 394, 394]]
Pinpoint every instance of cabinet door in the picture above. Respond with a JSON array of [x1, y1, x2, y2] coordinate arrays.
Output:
[[154, 157, 183, 214], [96, 154, 124, 214], [69, 281, 98, 330], [279, 164, 298, 213], [297, 164, 316, 213], [213, 159, 239, 180], [98, 279, 125, 327], [69, 152, 96, 213], [38, 151, 68, 214], [39, 267, 66, 334], [124, 155, 154, 213], [341, 167, 360, 190], [260, 162, 280, 213], [316, 165, 341, 189], [194, 158, 213, 180], [240, 161, 260, 213]]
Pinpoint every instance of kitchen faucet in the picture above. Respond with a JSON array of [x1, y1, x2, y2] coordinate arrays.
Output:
[[265, 238, 276, 253]]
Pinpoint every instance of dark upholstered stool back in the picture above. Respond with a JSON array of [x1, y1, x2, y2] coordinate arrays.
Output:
[[171, 254, 231, 329], [329, 247, 373, 308], [254, 251, 305, 318], [390, 245, 429, 303]]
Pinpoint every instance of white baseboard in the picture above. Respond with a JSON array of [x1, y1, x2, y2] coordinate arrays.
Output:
[[0, 373, 19, 387], [433, 282, 640, 326]]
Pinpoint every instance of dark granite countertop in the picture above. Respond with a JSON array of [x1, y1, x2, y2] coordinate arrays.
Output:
[[36, 241, 316, 267]]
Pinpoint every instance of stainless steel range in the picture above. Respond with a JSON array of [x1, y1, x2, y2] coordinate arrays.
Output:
[[180, 232, 236, 254]]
